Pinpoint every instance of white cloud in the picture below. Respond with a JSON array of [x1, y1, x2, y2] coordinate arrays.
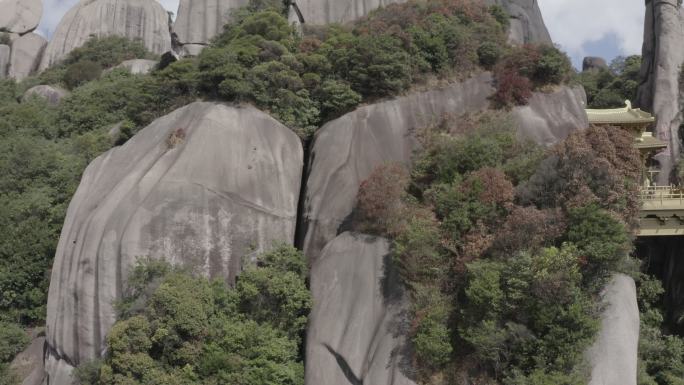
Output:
[[538, 0, 645, 64], [37, 0, 180, 38]]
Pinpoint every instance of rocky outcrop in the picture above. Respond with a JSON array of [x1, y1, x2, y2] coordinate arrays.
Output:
[[39, 0, 172, 71], [583, 56, 609, 73], [10, 330, 45, 385], [0, 0, 43, 34], [636, 0, 684, 183], [291, 0, 551, 45], [486, 0, 552, 45], [114, 59, 157, 74], [0, 44, 9, 78], [23, 85, 69, 106], [301, 73, 494, 259], [301, 73, 588, 260], [511, 85, 588, 147], [9, 33, 46, 80], [306, 232, 415, 385], [586, 274, 640, 385], [44, 102, 303, 383], [174, 0, 249, 46]]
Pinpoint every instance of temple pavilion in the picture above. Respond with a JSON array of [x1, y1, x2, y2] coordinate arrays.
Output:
[[586, 101, 684, 236]]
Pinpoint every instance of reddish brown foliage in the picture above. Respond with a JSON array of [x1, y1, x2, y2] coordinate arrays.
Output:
[[490, 206, 566, 256], [355, 162, 411, 234], [491, 68, 533, 107], [464, 167, 515, 207], [520, 125, 641, 226]]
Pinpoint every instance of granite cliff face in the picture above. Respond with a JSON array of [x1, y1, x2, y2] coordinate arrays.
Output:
[[306, 232, 415, 385], [300, 74, 587, 261], [636, 0, 684, 182], [9, 33, 46, 80], [174, 0, 249, 46], [43, 102, 303, 383], [39, 0, 171, 70]]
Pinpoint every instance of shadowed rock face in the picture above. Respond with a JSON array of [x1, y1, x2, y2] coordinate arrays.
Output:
[[44, 102, 303, 384], [306, 232, 415, 385], [39, 0, 172, 71], [0, 0, 43, 34], [636, 0, 684, 183], [0, 45, 9, 79], [586, 274, 640, 385], [174, 0, 249, 46], [9, 33, 46, 80]]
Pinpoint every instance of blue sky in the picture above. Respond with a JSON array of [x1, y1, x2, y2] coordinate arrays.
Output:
[[38, 0, 645, 70]]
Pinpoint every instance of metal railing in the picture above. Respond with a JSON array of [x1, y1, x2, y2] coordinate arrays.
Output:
[[640, 185, 684, 205]]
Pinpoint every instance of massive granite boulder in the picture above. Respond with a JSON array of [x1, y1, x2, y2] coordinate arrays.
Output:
[[9, 32, 46, 80], [301, 73, 587, 260], [306, 232, 415, 385], [39, 0, 172, 71], [583, 56, 609, 73], [0, 0, 43, 34], [291, 0, 551, 45], [586, 274, 640, 385], [0, 45, 9, 78], [636, 0, 684, 183], [512, 85, 588, 147], [44, 102, 303, 383], [174, 0, 249, 46], [301, 73, 494, 259]]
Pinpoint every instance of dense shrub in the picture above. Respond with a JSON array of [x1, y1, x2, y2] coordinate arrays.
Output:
[[355, 162, 410, 235], [77, 245, 311, 385], [63, 60, 103, 89]]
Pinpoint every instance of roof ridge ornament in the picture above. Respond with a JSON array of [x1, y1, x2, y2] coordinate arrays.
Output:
[[625, 100, 633, 110]]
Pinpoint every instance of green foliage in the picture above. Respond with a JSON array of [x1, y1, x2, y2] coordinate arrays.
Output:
[[63, 60, 103, 90], [0, 322, 28, 362], [578, 55, 641, 108], [77, 245, 311, 385]]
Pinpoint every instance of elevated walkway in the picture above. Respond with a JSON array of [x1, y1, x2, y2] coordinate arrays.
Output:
[[639, 186, 684, 236]]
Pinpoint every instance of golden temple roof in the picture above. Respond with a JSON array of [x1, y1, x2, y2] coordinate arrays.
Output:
[[586, 100, 655, 125]]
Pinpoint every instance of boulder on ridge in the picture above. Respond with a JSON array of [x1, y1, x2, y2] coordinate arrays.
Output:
[[306, 232, 416, 385], [39, 0, 171, 71], [582, 56, 609, 73], [0, 0, 43, 34], [44, 102, 303, 384], [22, 85, 69, 106]]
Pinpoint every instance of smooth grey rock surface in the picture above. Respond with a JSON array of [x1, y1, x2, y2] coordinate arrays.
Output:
[[636, 0, 683, 183], [44, 102, 303, 383], [306, 232, 415, 385], [586, 274, 639, 385], [0, 44, 9, 78], [0, 0, 42, 34], [511, 85, 588, 147], [301, 73, 495, 260], [114, 59, 157, 74], [9, 32, 46, 80], [10, 330, 45, 385], [174, 0, 249, 45], [583, 56, 609, 72], [22, 85, 69, 106], [39, 0, 171, 70]]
